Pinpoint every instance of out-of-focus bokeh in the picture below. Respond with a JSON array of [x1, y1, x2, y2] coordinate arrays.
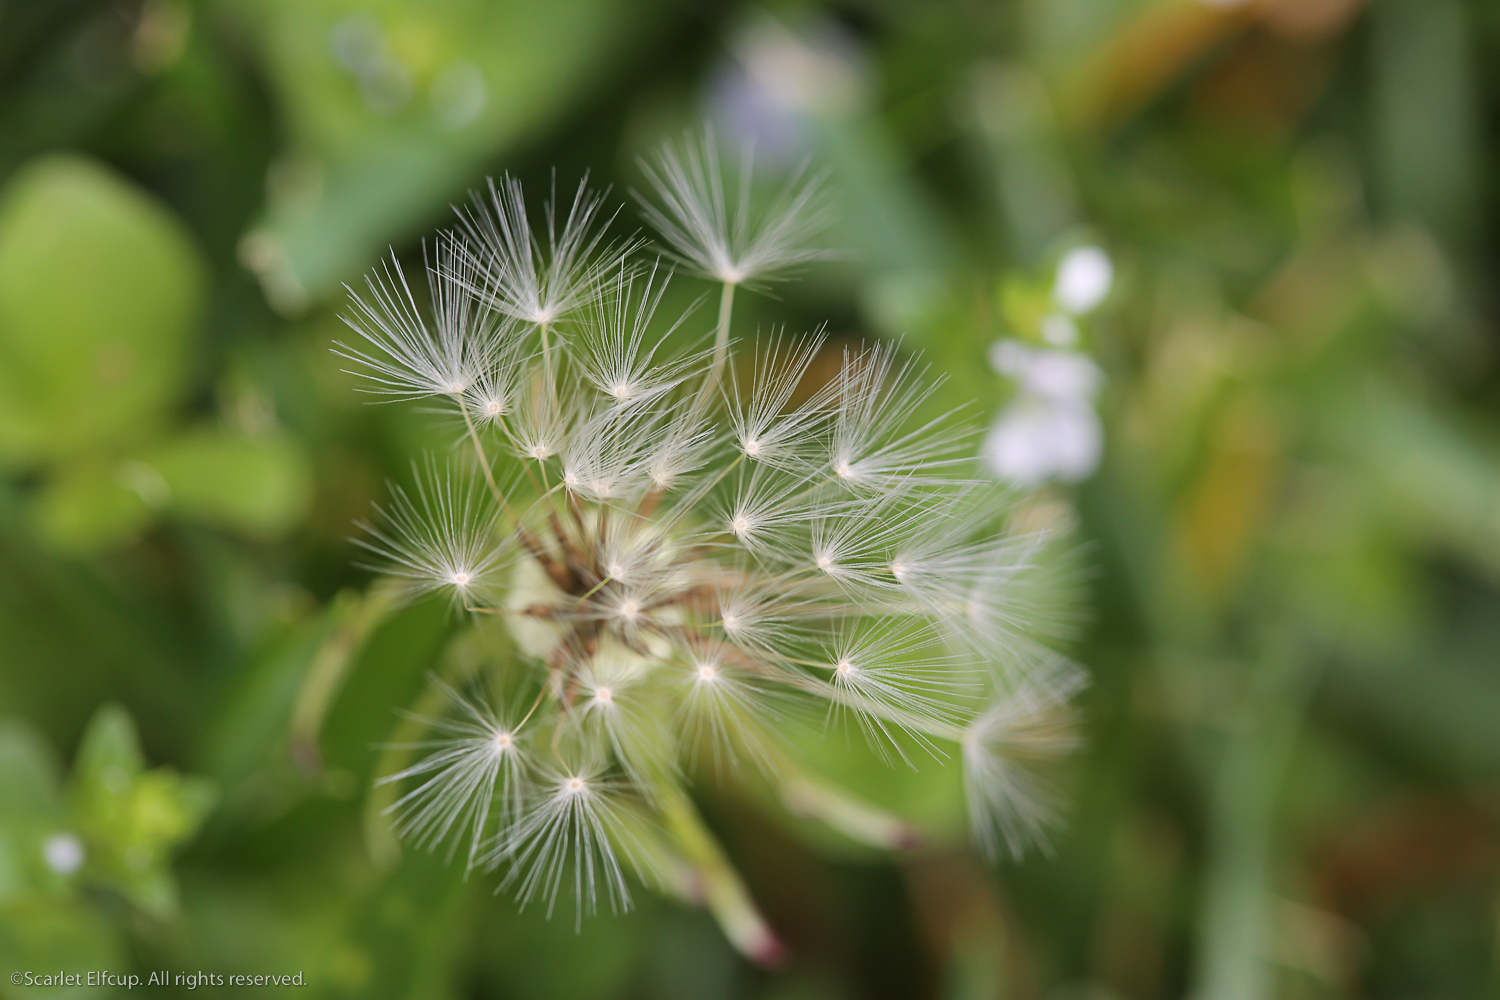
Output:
[[2, 0, 1498, 997]]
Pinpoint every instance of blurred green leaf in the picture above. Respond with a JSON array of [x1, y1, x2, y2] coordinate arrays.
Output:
[[237, 0, 668, 310], [147, 427, 314, 538], [0, 722, 66, 904], [70, 705, 216, 919], [30, 459, 155, 552], [0, 154, 205, 465], [0, 897, 122, 1000]]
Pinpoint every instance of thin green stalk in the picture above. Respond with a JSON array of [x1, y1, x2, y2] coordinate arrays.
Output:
[[1192, 631, 1319, 1000], [695, 281, 737, 413], [655, 782, 782, 966]]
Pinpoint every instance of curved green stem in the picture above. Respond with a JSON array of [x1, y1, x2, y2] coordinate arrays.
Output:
[[655, 782, 783, 966]]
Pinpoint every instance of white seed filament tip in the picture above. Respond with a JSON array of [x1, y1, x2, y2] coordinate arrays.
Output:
[[742, 438, 762, 456]]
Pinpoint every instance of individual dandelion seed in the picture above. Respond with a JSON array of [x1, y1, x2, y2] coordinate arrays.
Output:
[[352, 459, 512, 605], [456, 172, 631, 328], [725, 328, 833, 472], [636, 129, 833, 391], [635, 129, 832, 289], [493, 759, 640, 928], [579, 261, 704, 409], [807, 619, 975, 766], [377, 677, 530, 872], [343, 143, 1087, 963], [962, 657, 1087, 860], [668, 639, 785, 776], [335, 232, 503, 402], [826, 340, 974, 494]]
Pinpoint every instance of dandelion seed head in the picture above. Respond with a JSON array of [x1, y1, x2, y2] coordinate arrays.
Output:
[[355, 137, 1086, 929]]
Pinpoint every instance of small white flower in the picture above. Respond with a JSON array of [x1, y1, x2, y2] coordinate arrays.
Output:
[[984, 339, 1104, 486], [43, 833, 85, 875], [983, 397, 1102, 487], [1040, 313, 1078, 347], [1052, 245, 1113, 316]]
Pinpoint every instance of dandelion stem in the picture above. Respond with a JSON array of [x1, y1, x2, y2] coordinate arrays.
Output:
[[656, 782, 783, 967], [779, 772, 922, 851], [539, 320, 557, 408], [460, 402, 515, 519], [514, 684, 550, 734], [695, 281, 737, 411]]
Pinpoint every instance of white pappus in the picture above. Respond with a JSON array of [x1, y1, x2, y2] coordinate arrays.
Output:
[[338, 133, 1086, 963]]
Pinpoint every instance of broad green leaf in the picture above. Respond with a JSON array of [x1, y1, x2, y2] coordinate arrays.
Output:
[[236, 0, 668, 310], [29, 459, 155, 553], [0, 155, 205, 465], [147, 427, 314, 538]]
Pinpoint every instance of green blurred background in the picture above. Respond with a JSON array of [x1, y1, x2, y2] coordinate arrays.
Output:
[[2, 0, 1498, 997]]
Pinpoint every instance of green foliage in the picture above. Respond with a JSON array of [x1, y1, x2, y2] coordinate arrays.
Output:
[[0, 155, 203, 464], [2, 0, 1499, 997], [0, 708, 213, 996]]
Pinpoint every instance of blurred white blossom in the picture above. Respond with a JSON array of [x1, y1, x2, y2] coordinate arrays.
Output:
[[1052, 245, 1113, 316], [983, 339, 1104, 487]]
